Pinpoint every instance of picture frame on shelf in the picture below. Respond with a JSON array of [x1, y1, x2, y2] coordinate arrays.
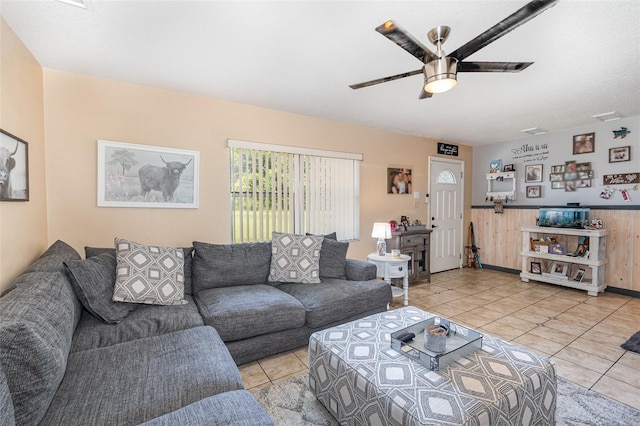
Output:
[[526, 185, 541, 198], [609, 146, 630, 163], [503, 164, 514, 172], [530, 262, 542, 274], [489, 159, 502, 173], [549, 244, 567, 255], [97, 140, 200, 208], [0, 129, 29, 201], [525, 164, 543, 182], [573, 268, 586, 282], [573, 132, 595, 155], [550, 261, 569, 276]]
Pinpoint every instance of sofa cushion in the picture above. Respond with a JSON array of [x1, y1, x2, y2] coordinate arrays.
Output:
[[276, 278, 392, 328], [23, 240, 81, 274], [0, 271, 79, 426], [138, 390, 274, 426], [192, 241, 272, 291], [0, 367, 15, 426], [42, 326, 244, 426], [307, 231, 337, 240], [114, 238, 187, 306], [64, 252, 138, 324], [86, 246, 195, 295], [268, 233, 323, 283], [319, 239, 349, 279], [70, 294, 203, 353], [195, 284, 305, 341]]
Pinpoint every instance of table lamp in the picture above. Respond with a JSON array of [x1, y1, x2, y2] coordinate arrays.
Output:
[[371, 222, 392, 256]]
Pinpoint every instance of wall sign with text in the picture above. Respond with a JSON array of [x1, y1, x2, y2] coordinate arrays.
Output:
[[437, 142, 458, 156], [602, 173, 639, 185]]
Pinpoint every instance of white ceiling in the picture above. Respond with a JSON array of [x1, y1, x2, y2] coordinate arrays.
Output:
[[1, 0, 639, 146]]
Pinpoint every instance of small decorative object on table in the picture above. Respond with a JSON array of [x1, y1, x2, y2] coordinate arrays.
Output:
[[549, 244, 567, 255]]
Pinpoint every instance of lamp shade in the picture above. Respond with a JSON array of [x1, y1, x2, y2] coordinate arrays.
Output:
[[371, 222, 392, 239]]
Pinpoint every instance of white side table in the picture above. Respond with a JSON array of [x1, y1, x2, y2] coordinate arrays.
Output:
[[367, 253, 410, 306]]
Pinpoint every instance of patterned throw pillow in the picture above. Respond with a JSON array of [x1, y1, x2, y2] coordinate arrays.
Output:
[[113, 238, 186, 305], [268, 232, 323, 283]]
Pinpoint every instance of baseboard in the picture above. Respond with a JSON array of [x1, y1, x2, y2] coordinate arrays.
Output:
[[480, 264, 520, 275]]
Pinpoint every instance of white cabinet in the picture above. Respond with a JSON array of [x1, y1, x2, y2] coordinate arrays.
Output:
[[486, 171, 516, 201], [520, 226, 608, 296]]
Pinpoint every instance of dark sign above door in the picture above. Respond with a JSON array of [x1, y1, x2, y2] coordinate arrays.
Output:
[[438, 142, 459, 157], [602, 173, 639, 185]]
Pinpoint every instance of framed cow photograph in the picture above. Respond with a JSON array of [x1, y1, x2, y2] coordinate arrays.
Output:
[[97, 140, 199, 208], [0, 129, 29, 201]]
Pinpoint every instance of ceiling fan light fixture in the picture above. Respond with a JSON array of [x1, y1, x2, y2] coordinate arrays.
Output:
[[424, 57, 458, 94]]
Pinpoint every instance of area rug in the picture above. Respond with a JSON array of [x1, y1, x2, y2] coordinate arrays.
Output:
[[621, 331, 640, 354], [253, 373, 640, 426]]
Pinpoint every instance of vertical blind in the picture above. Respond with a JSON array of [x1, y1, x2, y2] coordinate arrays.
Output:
[[229, 139, 361, 243]]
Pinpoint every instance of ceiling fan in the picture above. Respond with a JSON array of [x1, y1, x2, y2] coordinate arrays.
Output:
[[350, 0, 558, 99]]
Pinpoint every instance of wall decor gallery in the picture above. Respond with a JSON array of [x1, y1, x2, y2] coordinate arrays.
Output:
[[472, 116, 639, 206]]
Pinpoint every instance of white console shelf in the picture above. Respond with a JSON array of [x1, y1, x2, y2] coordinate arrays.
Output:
[[520, 226, 608, 296], [486, 171, 516, 201]]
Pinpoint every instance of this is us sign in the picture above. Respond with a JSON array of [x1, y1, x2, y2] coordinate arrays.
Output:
[[438, 142, 459, 157]]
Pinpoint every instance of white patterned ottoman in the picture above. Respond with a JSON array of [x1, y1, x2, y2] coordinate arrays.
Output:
[[308, 307, 556, 425]]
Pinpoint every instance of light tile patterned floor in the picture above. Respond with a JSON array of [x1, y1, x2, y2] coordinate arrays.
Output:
[[241, 268, 640, 410]]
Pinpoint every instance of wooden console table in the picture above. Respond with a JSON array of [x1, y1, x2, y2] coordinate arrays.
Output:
[[386, 229, 432, 283]]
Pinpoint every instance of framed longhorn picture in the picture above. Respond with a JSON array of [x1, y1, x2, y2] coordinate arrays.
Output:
[[97, 140, 199, 208], [0, 129, 29, 201]]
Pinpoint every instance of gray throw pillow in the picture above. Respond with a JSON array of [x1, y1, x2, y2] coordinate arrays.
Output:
[[307, 232, 337, 240], [86, 246, 195, 295], [319, 239, 349, 279], [192, 241, 272, 291], [113, 238, 187, 306], [268, 232, 323, 283], [64, 253, 137, 323]]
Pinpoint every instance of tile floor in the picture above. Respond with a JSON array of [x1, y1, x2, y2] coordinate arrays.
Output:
[[241, 268, 640, 410]]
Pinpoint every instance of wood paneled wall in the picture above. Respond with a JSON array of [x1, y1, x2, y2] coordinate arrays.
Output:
[[471, 208, 640, 292]]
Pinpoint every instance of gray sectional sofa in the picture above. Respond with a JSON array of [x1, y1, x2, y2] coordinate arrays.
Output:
[[0, 237, 391, 425]]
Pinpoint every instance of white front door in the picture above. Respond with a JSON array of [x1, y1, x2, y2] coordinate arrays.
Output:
[[429, 157, 464, 273]]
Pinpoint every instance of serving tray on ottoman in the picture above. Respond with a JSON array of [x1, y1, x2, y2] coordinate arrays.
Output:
[[309, 307, 556, 425], [390, 317, 483, 371]]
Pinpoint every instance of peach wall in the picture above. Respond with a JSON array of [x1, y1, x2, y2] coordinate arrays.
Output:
[[0, 19, 48, 292], [43, 69, 472, 261]]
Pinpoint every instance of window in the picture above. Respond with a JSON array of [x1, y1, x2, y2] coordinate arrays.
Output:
[[436, 170, 457, 185], [229, 139, 361, 243]]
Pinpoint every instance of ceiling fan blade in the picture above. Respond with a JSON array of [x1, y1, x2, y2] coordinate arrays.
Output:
[[449, 0, 558, 61], [458, 61, 533, 72], [375, 20, 438, 63], [349, 69, 422, 90], [419, 87, 433, 99]]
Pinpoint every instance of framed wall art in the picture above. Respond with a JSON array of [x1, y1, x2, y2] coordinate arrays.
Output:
[[526, 185, 541, 198], [387, 167, 412, 194], [572, 132, 595, 155], [525, 164, 543, 183], [0, 129, 29, 201], [97, 140, 199, 208], [609, 146, 630, 163]]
